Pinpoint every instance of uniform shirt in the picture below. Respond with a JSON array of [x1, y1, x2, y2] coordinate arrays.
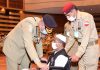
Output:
[[64, 10, 98, 57], [3, 17, 43, 65]]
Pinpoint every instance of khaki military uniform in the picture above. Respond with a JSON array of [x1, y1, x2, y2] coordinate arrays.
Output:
[[3, 17, 43, 70], [64, 22, 78, 70], [64, 11, 100, 70]]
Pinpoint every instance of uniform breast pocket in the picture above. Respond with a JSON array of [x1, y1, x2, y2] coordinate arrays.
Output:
[[74, 30, 82, 38]]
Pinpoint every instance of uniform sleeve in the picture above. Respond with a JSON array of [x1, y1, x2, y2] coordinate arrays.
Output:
[[36, 41, 43, 58], [65, 36, 75, 53], [75, 16, 91, 57], [64, 23, 75, 53], [22, 21, 41, 66]]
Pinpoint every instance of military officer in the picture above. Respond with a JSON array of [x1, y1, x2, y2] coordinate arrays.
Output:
[[64, 22, 78, 70], [3, 14, 57, 70], [62, 3, 100, 70]]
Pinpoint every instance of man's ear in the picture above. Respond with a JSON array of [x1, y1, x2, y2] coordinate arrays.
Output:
[[38, 20, 45, 30]]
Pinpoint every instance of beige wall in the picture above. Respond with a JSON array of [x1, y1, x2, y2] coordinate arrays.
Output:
[[23, 13, 42, 18], [25, 0, 100, 10]]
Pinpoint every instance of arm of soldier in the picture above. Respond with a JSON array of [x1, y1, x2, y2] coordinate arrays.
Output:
[[36, 41, 43, 58], [75, 20, 91, 58], [64, 23, 75, 53], [65, 36, 75, 53], [22, 22, 42, 67]]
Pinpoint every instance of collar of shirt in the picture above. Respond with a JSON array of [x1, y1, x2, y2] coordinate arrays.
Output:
[[76, 10, 81, 20]]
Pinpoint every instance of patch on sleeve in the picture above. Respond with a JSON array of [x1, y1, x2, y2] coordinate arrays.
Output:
[[84, 21, 89, 26]]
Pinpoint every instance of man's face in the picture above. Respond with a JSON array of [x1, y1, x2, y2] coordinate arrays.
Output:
[[38, 20, 45, 31], [39, 20, 53, 34], [52, 38, 63, 51], [38, 20, 47, 35], [64, 9, 77, 21]]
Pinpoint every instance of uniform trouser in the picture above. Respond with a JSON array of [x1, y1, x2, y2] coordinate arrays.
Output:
[[6, 53, 30, 70], [70, 66, 78, 70], [70, 62, 78, 70], [78, 44, 99, 70]]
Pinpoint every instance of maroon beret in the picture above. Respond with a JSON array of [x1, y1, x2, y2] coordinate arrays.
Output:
[[63, 3, 75, 14]]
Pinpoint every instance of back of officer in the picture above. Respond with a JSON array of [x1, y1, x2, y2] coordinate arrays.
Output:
[[63, 3, 100, 70], [3, 14, 57, 70]]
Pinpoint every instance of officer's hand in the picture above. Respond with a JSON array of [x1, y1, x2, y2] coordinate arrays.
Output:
[[38, 63, 49, 70], [70, 55, 79, 62], [40, 57, 48, 62]]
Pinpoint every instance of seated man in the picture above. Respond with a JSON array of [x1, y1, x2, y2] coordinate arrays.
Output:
[[48, 34, 71, 70]]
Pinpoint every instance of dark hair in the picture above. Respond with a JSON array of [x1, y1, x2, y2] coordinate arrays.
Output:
[[72, 6, 78, 10]]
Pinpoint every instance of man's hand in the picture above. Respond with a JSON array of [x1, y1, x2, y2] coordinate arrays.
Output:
[[70, 55, 79, 62], [40, 57, 48, 62], [38, 63, 49, 70]]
